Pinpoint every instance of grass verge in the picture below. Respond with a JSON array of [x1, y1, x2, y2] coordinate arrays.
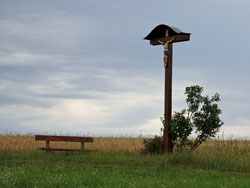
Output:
[[0, 151, 249, 188]]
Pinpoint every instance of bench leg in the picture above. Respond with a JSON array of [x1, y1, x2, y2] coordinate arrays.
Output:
[[81, 141, 85, 150], [46, 140, 50, 150]]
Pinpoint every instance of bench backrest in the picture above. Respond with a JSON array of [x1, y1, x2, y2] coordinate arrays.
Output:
[[35, 135, 93, 142]]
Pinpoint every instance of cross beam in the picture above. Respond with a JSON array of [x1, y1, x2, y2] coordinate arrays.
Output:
[[150, 34, 190, 46]]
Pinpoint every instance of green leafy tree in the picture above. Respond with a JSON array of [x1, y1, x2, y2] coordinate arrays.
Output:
[[164, 85, 223, 152]]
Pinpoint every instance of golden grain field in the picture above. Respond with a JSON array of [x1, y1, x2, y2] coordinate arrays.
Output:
[[0, 135, 144, 153], [0, 134, 249, 154]]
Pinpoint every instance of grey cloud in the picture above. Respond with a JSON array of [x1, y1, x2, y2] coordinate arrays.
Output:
[[0, 0, 250, 137]]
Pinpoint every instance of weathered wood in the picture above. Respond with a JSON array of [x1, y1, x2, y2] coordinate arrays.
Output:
[[144, 24, 190, 153], [35, 135, 93, 143], [162, 43, 174, 153], [35, 135, 94, 151], [149, 33, 190, 154], [150, 34, 190, 46], [38, 148, 94, 152]]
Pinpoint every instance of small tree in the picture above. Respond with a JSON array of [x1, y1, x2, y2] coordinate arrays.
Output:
[[163, 85, 223, 152]]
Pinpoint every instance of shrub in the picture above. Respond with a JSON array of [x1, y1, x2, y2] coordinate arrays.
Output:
[[142, 136, 163, 154], [165, 85, 223, 152]]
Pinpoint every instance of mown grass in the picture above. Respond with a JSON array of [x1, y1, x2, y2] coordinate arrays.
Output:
[[0, 135, 249, 187]]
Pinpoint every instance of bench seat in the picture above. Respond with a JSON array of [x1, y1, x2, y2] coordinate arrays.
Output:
[[35, 135, 94, 151]]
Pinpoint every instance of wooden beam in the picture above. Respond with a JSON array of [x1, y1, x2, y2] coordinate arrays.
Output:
[[162, 43, 174, 153], [38, 148, 94, 152], [150, 34, 190, 46]]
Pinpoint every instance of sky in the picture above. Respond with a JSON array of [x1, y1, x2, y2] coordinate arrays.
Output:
[[0, 0, 250, 138]]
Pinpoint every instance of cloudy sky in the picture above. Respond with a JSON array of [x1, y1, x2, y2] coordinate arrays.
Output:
[[0, 0, 250, 138]]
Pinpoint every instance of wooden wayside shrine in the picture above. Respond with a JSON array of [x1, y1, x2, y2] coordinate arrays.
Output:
[[144, 24, 190, 153]]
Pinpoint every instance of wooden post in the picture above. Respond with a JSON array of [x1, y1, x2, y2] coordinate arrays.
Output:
[[163, 43, 173, 153]]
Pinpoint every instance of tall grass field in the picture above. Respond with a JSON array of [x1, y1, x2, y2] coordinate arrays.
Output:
[[0, 134, 249, 187]]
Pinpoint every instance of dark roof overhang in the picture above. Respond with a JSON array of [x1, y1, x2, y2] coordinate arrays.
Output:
[[144, 24, 191, 40]]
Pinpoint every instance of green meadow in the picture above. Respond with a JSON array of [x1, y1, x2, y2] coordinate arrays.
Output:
[[0, 135, 249, 188]]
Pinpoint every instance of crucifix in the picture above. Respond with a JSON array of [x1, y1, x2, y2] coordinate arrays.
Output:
[[144, 24, 190, 153]]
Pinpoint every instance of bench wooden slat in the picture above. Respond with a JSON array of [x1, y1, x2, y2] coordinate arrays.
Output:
[[38, 148, 90, 151], [35, 135, 93, 142]]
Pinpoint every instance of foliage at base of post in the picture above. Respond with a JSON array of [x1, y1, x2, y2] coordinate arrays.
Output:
[[143, 85, 223, 154], [162, 85, 223, 153], [142, 136, 163, 154]]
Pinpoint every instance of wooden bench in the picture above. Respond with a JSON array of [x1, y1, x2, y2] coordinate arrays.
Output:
[[35, 135, 94, 151]]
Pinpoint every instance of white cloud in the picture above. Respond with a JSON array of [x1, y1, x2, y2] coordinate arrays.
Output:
[[219, 125, 250, 139], [0, 52, 53, 66], [0, 99, 108, 132], [0, 73, 165, 135], [137, 118, 163, 137]]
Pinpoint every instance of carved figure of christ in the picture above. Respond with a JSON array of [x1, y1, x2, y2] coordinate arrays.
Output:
[[158, 29, 175, 68]]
